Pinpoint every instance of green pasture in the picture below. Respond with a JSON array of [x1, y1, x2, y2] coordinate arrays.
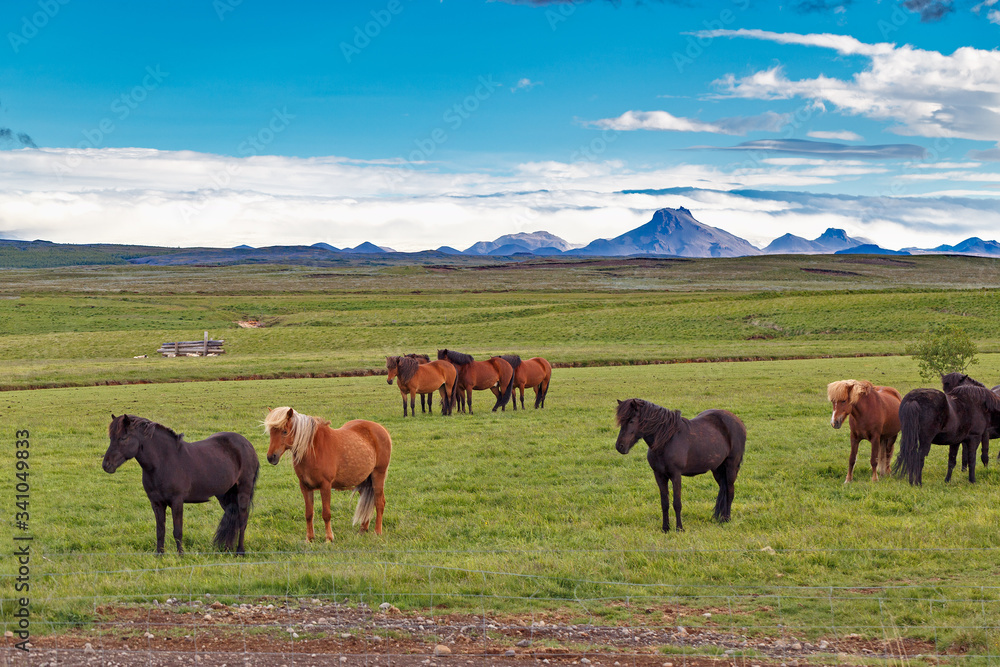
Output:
[[2, 257, 1000, 660], [4, 356, 1000, 656], [2, 282, 1000, 390]]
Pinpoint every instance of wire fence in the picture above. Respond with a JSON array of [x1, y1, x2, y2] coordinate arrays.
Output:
[[3, 550, 999, 666]]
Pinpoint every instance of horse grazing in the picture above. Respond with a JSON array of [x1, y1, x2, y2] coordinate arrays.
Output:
[[892, 385, 1000, 485], [437, 349, 514, 414], [102, 414, 259, 555], [386, 356, 456, 416], [405, 353, 434, 413], [264, 407, 391, 541], [614, 398, 746, 532], [826, 379, 901, 483], [941, 373, 1000, 465], [500, 355, 553, 410]]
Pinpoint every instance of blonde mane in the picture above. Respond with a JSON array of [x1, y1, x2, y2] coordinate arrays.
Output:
[[826, 379, 872, 405], [263, 407, 326, 464]]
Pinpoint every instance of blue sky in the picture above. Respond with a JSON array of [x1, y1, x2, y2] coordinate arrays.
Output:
[[2, 0, 1000, 251]]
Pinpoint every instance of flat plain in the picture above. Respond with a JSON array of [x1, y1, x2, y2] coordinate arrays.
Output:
[[3, 254, 1000, 664]]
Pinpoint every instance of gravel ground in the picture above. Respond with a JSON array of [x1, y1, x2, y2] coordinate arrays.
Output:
[[1, 598, 947, 667]]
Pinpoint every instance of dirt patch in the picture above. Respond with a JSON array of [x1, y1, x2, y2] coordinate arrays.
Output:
[[837, 257, 916, 267], [2, 599, 949, 667], [799, 268, 862, 277]]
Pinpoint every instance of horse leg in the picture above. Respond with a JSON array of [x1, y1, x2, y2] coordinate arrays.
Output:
[[170, 500, 184, 555], [151, 501, 167, 554], [400, 393, 408, 417], [409, 391, 416, 418], [671, 473, 684, 532], [653, 470, 671, 532], [320, 484, 334, 542], [428, 392, 433, 414], [300, 482, 315, 542], [869, 435, 881, 482], [711, 467, 727, 521], [982, 434, 990, 466], [966, 438, 978, 483], [466, 388, 473, 415], [946, 443, 959, 482], [236, 487, 252, 555], [845, 433, 860, 483]]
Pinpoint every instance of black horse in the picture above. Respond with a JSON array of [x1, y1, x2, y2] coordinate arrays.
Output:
[[892, 385, 1000, 485], [941, 373, 1000, 464], [102, 414, 260, 555], [614, 398, 746, 532]]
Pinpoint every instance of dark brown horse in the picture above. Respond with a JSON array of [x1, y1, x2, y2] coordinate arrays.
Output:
[[386, 356, 456, 416], [437, 349, 514, 414], [102, 414, 259, 555], [892, 385, 1000, 485], [500, 355, 553, 410], [614, 398, 746, 532], [827, 379, 901, 483], [405, 353, 434, 413], [265, 407, 391, 541], [941, 372, 1000, 462]]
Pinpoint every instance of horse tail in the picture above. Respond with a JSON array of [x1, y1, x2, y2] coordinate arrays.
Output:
[[892, 397, 922, 485], [353, 474, 376, 527], [214, 487, 242, 551], [214, 447, 259, 552], [535, 362, 552, 409], [493, 359, 515, 411]]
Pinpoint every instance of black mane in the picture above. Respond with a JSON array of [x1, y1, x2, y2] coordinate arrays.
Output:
[[615, 398, 681, 442], [942, 372, 985, 392], [405, 353, 430, 363], [438, 349, 475, 365], [114, 414, 183, 442], [396, 356, 420, 383], [500, 354, 522, 371]]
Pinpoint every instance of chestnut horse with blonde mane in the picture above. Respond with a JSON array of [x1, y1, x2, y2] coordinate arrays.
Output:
[[386, 356, 456, 416], [264, 407, 391, 541], [500, 355, 552, 410], [827, 379, 901, 483]]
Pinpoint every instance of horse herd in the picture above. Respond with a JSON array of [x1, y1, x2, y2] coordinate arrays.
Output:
[[384, 350, 552, 416], [99, 365, 1000, 556], [827, 372, 1000, 486]]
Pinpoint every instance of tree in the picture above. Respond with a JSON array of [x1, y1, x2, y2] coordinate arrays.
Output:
[[907, 326, 979, 382]]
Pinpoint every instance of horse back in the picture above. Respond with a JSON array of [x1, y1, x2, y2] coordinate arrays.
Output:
[[693, 409, 747, 454], [339, 420, 393, 467]]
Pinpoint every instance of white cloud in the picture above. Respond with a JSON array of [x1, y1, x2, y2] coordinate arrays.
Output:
[[511, 77, 541, 93], [808, 130, 864, 141], [587, 110, 790, 135], [1, 147, 999, 252], [698, 29, 1000, 144]]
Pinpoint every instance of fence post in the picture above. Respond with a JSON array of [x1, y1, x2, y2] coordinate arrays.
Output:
[[204, 331, 209, 357]]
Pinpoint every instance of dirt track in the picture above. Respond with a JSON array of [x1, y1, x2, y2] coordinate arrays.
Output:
[[1, 598, 948, 667]]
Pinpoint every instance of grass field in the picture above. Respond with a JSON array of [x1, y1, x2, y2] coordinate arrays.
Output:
[[2, 256, 1000, 661]]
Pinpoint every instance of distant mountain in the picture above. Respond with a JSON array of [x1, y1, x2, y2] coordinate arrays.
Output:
[[464, 231, 573, 255], [233, 244, 255, 250], [763, 228, 865, 254], [908, 237, 1000, 257], [567, 207, 761, 258], [435, 246, 464, 255], [835, 244, 911, 256], [348, 242, 395, 253], [312, 242, 339, 252]]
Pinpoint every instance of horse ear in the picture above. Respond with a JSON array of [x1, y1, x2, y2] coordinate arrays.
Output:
[[121, 414, 130, 427], [285, 407, 294, 421], [111, 413, 116, 419], [617, 399, 622, 405]]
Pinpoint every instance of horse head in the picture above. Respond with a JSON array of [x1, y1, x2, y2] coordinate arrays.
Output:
[[264, 407, 297, 465], [827, 380, 869, 429], [614, 399, 642, 454], [103, 413, 140, 473], [942, 372, 983, 393], [386, 356, 399, 384]]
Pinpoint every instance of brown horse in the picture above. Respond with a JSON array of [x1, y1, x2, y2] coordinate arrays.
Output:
[[386, 356, 456, 416], [500, 355, 552, 410], [437, 349, 514, 414], [827, 379, 901, 483], [264, 407, 391, 541], [405, 353, 434, 413]]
